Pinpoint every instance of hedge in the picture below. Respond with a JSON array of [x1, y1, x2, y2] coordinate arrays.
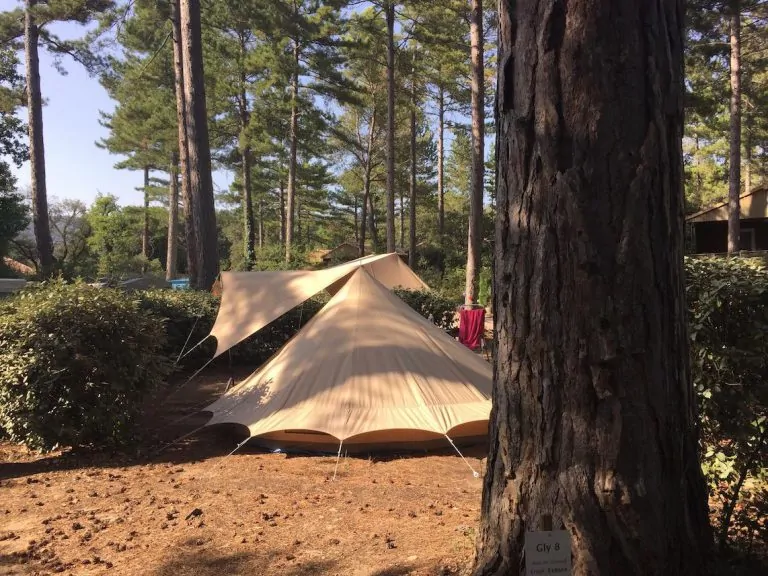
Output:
[[0, 281, 168, 451], [686, 256, 768, 550]]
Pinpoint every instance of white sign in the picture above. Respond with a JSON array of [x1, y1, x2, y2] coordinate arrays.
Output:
[[524, 530, 572, 576]]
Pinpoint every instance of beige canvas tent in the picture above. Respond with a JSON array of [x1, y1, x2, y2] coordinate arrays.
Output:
[[202, 268, 492, 452], [207, 253, 429, 358]]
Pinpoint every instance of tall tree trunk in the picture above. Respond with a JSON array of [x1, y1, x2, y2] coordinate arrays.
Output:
[[437, 84, 445, 246], [385, 1, 396, 253], [257, 197, 264, 250], [239, 37, 255, 271], [400, 187, 405, 249], [368, 192, 379, 253], [166, 155, 179, 281], [744, 111, 752, 195], [141, 165, 150, 272], [728, 0, 741, 254], [171, 0, 197, 284], [179, 0, 218, 290], [286, 40, 300, 264], [409, 49, 417, 269], [354, 194, 359, 246], [279, 178, 286, 246], [24, 0, 54, 278], [474, 2, 712, 574], [464, 0, 484, 306], [359, 189, 368, 257], [242, 145, 254, 270]]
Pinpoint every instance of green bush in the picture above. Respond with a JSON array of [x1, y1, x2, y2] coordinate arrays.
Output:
[[137, 289, 326, 367], [0, 281, 168, 451], [686, 256, 768, 550], [395, 288, 458, 331], [138, 289, 219, 363]]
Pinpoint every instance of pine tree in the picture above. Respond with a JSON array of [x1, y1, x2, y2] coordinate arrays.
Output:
[[0, 0, 114, 277]]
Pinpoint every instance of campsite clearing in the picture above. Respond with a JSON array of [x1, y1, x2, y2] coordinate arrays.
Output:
[[0, 368, 484, 576]]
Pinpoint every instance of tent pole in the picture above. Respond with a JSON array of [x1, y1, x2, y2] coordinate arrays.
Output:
[[175, 316, 201, 365], [226, 349, 234, 392], [444, 434, 480, 478], [332, 440, 344, 481]]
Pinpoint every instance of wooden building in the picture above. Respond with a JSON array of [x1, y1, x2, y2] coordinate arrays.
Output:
[[686, 188, 768, 254]]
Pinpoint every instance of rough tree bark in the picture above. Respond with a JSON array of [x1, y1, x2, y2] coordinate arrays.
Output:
[[409, 48, 417, 269], [728, 0, 741, 253], [286, 39, 300, 263], [474, 1, 712, 575], [437, 84, 445, 246], [24, 0, 54, 278], [179, 0, 218, 290], [166, 155, 179, 281], [385, 0, 396, 253], [464, 0, 484, 306], [171, 0, 197, 285], [142, 165, 150, 270]]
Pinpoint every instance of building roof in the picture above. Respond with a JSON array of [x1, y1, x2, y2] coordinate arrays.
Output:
[[686, 187, 768, 223]]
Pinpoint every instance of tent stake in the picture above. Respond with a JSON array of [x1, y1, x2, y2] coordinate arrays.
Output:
[[332, 440, 344, 481], [225, 437, 251, 459], [445, 434, 480, 478]]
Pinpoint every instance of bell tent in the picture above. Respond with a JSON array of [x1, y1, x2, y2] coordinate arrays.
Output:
[[201, 268, 492, 453]]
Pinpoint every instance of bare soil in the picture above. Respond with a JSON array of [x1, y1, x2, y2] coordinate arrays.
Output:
[[0, 368, 485, 576]]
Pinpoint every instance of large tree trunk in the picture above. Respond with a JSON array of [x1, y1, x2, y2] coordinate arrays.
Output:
[[171, 0, 197, 284], [437, 84, 445, 245], [728, 0, 741, 254], [409, 50, 417, 269], [24, 0, 54, 278], [474, 2, 712, 575], [464, 0, 484, 306], [385, 1, 396, 253], [286, 40, 300, 264], [166, 155, 179, 281], [142, 165, 150, 270], [179, 0, 218, 290]]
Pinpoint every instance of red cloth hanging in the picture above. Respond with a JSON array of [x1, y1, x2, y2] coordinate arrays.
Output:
[[459, 307, 485, 351]]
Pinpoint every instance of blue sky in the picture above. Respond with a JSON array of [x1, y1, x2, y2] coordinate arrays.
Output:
[[9, 20, 232, 207], [8, 11, 487, 210]]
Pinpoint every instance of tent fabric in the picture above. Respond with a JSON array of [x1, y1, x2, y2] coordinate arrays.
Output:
[[203, 268, 492, 448], [209, 253, 428, 358], [459, 308, 486, 351]]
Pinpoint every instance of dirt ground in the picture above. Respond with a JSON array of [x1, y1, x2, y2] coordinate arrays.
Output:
[[0, 368, 485, 576]]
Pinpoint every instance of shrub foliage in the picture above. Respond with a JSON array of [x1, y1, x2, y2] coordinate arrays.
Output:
[[0, 281, 168, 450], [686, 257, 768, 550]]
